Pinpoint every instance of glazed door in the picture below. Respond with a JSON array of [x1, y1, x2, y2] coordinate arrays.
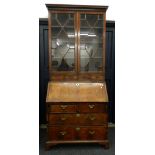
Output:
[[49, 11, 106, 80], [78, 12, 105, 73], [49, 12, 77, 72]]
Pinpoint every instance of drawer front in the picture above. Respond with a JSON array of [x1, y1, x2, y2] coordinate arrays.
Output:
[[48, 126, 75, 140], [76, 126, 108, 140], [79, 103, 107, 113], [48, 126, 107, 141], [49, 104, 76, 113], [48, 113, 108, 125]]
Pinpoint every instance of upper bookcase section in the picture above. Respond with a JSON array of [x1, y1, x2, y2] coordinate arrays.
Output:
[[46, 4, 108, 82], [46, 4, 108, 12]]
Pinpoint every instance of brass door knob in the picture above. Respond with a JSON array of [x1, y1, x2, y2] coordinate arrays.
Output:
[[89, 131, 95, 135], [60, 105, 68, 110], [88, 104, 95, 109], [60, 131, 66, 136]]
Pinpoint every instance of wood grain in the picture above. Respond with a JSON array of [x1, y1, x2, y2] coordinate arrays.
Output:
[[49, 104, 77, 113], [45, 4, 109, 150], [78, 103, 108, 113], [48, 113, 108, 125], [46, 82, 109, 102], [48, 126, 107, 141]]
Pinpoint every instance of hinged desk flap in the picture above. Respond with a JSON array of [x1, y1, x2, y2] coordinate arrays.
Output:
[[46, 82, 109, 102]]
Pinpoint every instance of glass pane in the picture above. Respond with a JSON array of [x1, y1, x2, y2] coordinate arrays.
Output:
[[80, 14, 103, 72], [51, 13, 75, 71]]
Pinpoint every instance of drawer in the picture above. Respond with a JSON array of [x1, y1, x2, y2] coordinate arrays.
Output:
[[48, 126, 75, 140], [48, 126, 107, 141], [48, 113, 108, 125], [79, 103, 107, 113], [49, 104, 77, 113], [76, 126, 108, 140]]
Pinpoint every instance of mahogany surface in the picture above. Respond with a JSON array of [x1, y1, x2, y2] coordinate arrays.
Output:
[[46, 82, 108, 102], [48, 126, 107, 141], [45, 4, 109, 150], [78, 103, 108, 113], [48, 113, 108, 125], [49, 104, 77, 113], [46, 82, 109, 149]]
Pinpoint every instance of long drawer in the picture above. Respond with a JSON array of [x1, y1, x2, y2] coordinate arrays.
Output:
[[48, 113, 108, 125], [48, 126, 108, 141], [48, 103, 107, 113]]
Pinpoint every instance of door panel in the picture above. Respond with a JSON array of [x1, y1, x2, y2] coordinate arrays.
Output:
[[50, 13, 76, 72], [79, 13, 104, 72]]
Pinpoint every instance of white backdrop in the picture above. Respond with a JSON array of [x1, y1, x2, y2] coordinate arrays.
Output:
[[0, 0, 155, 155]]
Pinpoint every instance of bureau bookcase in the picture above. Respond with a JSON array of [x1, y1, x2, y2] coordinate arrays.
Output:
[[45, 4, 109, 150]]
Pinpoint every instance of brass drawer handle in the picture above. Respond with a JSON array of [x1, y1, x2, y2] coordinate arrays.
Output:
[[75, 127, 80, 131], [60, 105, 68, 110], [89, 131, 95, 135], [76, 114, 80, 117], [60, 117, 67, 121], [60, 131, 66, 136], [88, 104, 95, 109], [89, 116, 96, 121]]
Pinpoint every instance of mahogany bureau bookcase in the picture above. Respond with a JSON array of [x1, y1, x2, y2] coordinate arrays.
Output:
[[45, 4, 109, 150]]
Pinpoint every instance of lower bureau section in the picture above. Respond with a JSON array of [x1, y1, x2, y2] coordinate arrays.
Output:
[[48, 126, 108, 141]]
